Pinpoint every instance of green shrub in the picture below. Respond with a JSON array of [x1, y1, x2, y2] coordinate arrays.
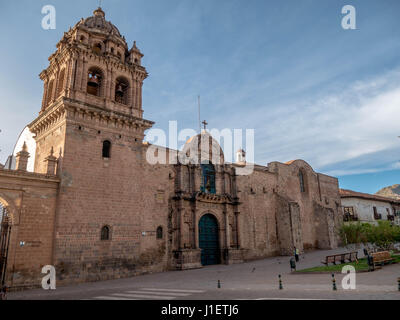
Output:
[[339, 221, 400, 250]]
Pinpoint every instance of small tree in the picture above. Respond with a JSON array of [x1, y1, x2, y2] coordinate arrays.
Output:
[[366, 221, 400, 251], [339, 223, 367, 247], [339, 221, 400, 251]]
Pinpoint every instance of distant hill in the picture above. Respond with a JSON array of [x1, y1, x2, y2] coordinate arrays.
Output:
[[375, 184, 400, 200]]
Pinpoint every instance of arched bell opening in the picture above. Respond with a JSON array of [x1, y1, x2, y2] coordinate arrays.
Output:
[[87, 67, 103, 97], [115, 77, 129, 105]]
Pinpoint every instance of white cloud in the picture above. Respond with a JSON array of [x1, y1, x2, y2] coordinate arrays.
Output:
[[222, 68, 400, 176]]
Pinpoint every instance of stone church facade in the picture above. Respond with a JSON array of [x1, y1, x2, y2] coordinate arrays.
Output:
[[0, 8, 342, 289]]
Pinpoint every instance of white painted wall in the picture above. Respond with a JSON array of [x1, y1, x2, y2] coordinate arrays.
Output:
[[341, 197, 394, 224]]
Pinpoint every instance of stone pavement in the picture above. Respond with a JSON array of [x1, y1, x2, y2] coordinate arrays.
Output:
[[7, 247, 400, 300]]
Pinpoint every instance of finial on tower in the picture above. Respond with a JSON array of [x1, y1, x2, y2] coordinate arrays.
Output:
[[202, 120, 208, 130], [94, 6, 105, 18], [22, 141, 28, 152], [16, 142, 30, 171]]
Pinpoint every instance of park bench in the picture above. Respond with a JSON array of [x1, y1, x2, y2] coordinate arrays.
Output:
[[371, 251, 394, 268], [321, 251, 358, 265]]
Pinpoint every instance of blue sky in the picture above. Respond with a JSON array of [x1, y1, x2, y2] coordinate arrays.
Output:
[[0, 0, 399, 194]]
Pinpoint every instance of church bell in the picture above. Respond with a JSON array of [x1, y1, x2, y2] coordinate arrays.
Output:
[[116, 84, 124, 96], [88, 73, 100, 87]]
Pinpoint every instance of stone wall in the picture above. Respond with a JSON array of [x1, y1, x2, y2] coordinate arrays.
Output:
[[0, 169, 59, 289]]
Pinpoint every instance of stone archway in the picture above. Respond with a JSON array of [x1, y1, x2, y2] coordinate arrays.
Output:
[[0, 198, 12, 287], [198, 214, 220, 266]]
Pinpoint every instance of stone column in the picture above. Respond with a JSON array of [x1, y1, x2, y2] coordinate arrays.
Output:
[[103, 69, 109, 100], [139, 82, 143, 109], [193, 208, 198, 249], [15, 142, 30, 171], [134, 80, 139, 110], [75, 57, 82, 91], [224, 211, 229, 249], [235, 211, 240, 248], [109, 70, 115, 101], [178, 204, 184, 249], [54, 67, 60, 100], [130, 77, 135, 112], [81, 58, 87, 92], [41, 80, 48, 111], [66, 55, 77, 93]]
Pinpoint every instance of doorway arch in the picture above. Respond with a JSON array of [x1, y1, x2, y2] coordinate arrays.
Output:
[[0, 198, 12, 287], [198, 214, 220, 266]]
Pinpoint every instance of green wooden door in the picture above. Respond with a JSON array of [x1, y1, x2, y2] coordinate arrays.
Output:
[[199, 214, 220, 266]]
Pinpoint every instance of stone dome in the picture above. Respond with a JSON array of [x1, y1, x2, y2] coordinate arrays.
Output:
[[183, 130, 225, 165], [78, 7, 122, 38]]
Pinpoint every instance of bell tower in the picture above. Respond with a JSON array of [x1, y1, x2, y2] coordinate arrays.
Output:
[[29, 7, 154, 174], [25, 8, 156, 281]]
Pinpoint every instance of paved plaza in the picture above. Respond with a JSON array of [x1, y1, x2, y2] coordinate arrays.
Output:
[[8, 247, 400, 300]]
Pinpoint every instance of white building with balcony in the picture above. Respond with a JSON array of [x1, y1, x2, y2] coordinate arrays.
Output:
[[340, 189, 399, 225]]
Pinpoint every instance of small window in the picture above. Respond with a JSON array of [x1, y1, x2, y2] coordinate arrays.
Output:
[[156, 226, 163, 239], [200, 163, 216, 194], [101, 225, 110, 240], [343, 207, 357, 221], [102, 140, 111, 158], [373, 207, 381, 220]]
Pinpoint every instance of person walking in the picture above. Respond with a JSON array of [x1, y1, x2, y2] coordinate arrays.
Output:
[[0, 286, 7, 300], [294, 246, 299, 262]]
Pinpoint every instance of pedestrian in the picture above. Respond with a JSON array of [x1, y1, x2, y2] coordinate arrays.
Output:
[[0, 286, 7, 300], [294, 246, 299, 262]]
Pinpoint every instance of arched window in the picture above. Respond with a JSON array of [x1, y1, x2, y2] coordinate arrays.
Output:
[[92, 43, 102, 54], [100, 225, 110, 240], [79, 35, 85, 43], [102, 140, 111, 158], [87, 68, 103, 96], [201, 163, 216, 194], [115, 77, 129, 105], [299, 170, 306, 193], [56, 68, 65, 98], [156, 226, 163, 239]]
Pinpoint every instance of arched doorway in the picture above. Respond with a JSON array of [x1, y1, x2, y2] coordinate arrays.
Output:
[[0, 200, 11, 287], [199, 214, 220, 266]]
